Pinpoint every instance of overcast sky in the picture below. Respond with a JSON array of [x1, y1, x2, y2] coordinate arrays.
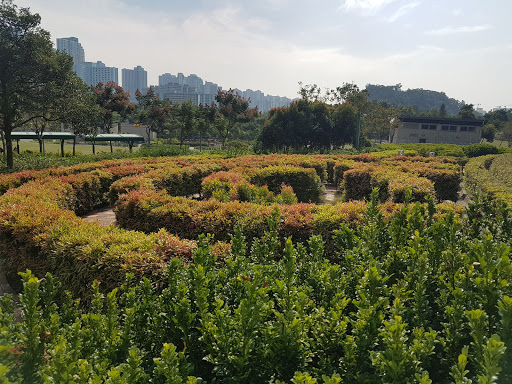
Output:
[[16, 0, 512, 111]]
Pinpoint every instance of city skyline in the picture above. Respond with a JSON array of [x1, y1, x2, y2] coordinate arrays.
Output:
[[16, 0, 512, 111], [56, 36, 294, 111]]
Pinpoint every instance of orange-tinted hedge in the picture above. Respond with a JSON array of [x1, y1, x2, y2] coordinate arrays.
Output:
[[0, 153, 466, 298], [116, 187, 384, 247], [0, 179, 201, 297]]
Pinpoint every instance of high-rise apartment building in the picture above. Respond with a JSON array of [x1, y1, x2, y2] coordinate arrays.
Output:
[[91, 61, 118, 86], [159, 73, 178, 86], [122, 66, 148, 101], [75, 61, 118, 86], [56, 37, 118, 87], [55, 36, 292, 111], [56, 37, 85, 65]]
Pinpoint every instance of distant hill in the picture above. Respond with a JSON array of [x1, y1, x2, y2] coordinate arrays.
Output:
[[365, 84, 464, 115]]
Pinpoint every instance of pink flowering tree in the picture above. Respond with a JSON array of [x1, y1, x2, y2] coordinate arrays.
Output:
[[214, 89, 259, 146], [93, 81, 135, 133]]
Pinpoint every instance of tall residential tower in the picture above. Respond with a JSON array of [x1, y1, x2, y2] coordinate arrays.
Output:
[[122, 66, 148, 101]]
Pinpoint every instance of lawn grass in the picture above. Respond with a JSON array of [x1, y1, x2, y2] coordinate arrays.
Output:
[[13, 139, 137, 155]]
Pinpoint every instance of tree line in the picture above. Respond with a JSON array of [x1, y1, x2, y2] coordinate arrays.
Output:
[[0, 1, 259, 168], [259, 83, 402, 151], [365, 83, 464, 115], [4, 0, 512, 170]]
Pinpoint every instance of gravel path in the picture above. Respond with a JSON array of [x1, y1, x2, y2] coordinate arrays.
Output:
[[82, 207, 117, 226]]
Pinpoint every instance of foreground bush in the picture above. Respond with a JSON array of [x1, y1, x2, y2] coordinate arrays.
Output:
[[1, 195, 511, 383]]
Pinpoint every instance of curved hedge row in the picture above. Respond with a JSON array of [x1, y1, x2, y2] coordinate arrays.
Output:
[[115, 188, 368, 245], [0, 178, 173, 296], [341, 162, 460, 202], [373, 143, 511, 159], [465, 154, 512, 207], [2, 192, 511, 383], [0, 153, 464, 298]]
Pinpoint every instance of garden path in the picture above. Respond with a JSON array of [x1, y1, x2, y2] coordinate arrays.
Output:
[[82, 207, 117, 226]]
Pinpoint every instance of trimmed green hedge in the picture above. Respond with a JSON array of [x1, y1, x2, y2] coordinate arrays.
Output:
[[342, 163, 457, 202], [0, 179, 160, 296], [0, 153, 464, 299], [249, 165, 324, 203]]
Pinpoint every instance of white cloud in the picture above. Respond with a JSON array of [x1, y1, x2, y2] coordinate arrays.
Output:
[[384, 45, 446, 62], [14, 0, 512, 109], [341, 0, 398, 12], [261, 0, 291, 11], [425, 24, 493, 36], [385, 1, 421, 23]]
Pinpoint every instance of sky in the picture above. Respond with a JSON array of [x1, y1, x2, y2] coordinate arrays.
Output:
[[15, 0, 512, 111]]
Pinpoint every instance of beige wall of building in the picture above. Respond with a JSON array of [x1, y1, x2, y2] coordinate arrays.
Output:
[[393, 117, 484, 145]]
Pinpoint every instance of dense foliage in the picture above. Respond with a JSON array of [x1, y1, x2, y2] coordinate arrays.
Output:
[[371, 143, 511, 161], [365, 84, 463, 116], [0, 152, 509, 382], [0, 153, 462, 296], [1, 193, 511, 383], [465, 153, 512, 207], [0, 0, 94, 168], [259, 99, 358, 151]]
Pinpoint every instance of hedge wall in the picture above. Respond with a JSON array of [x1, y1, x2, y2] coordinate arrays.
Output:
[[0, 153, 465, 298], [465, 154, 512, 207]]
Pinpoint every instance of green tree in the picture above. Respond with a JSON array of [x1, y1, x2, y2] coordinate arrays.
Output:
[[236, 114, 267, 142], [327, 83, 371, 148], [215, 89, 258, 146], [326, 82, 369, 110], [196, 103, 217, 150], [362, 103, 401, 143], [484, 108, 508, 124], [458, 103, 476, 119], [497, 122, 512, 147], [93, 81, 135, 133], [26, 116, 57, 153], [297, 82, 323, 102], [440, 103, 448, 117], [329, 102, 358, 148], [28, 76, 100, 152], [60, 77, 102, 137], [481, 123, 497, 143], [135, 88, 171, 142], [484, 109, 508, 139], [0, 0, 77, 168], [259, 99, 331, 151], [170, 100, 196, 148]]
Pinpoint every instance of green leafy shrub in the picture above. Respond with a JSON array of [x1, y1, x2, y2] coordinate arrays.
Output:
[[250, 165, 324, 203], [1, 196, 511, 382], [201, 171, 248, 199], [462, 143, 502, 158], [59, 170, 114, 214], [389, 175, 435, 203], [108, 175, 156, 205]]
